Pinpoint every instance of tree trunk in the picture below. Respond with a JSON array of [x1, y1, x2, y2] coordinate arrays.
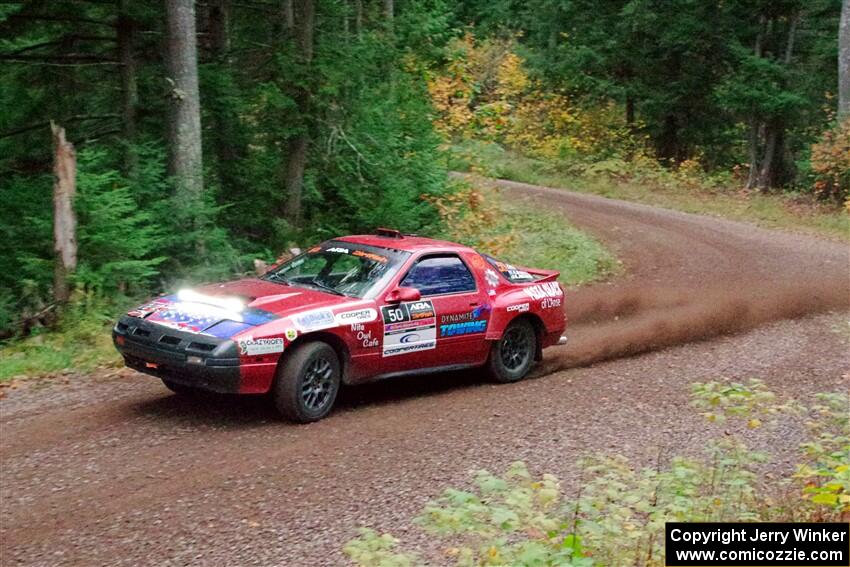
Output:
[[745, 18, 765, 190], [657, 114, 680, 163], [840, 0, 849, 118], [384, 0, 393, 23], [209, 0, 230, 53], [745, 118, 760, 189], [51, 122, 77, 305], [625, 95, 635, 126], [208, 0, 240, 191], [117, 0, 138, 179], [355, 0, 362, 38], [758, 13, 799, 190], [283, 0, 294, 31], [283, 0, 314, 228], [758, 120, 779, 189], [165, 0, 204, 245]]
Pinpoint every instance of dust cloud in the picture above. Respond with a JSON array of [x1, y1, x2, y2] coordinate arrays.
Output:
[[546, 278, 850, 371]]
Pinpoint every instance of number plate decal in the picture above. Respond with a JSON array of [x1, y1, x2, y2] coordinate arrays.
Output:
[[380, 300, 437, 357]]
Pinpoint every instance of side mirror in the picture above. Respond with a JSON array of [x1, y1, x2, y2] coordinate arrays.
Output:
[[386, 286, 421, 303]]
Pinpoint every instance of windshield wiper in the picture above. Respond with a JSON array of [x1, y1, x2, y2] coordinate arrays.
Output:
[[264, 272, 291, 285], [309, 278, 346, 296]]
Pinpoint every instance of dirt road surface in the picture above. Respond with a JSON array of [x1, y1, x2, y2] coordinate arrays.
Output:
[[2, 179, 848, 566]]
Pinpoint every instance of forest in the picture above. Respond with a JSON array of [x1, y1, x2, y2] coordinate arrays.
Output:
[[1, 0, 848, 341]]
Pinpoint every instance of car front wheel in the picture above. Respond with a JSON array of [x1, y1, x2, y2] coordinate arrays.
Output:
[[487, 318, 536, 383], [273, 341, 341, 423]]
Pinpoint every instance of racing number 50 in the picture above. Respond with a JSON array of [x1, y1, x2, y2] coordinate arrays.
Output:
[[385, 307, 405, 323]]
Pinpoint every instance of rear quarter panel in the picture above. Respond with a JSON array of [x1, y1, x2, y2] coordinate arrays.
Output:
[[484, 281, 567, 343]]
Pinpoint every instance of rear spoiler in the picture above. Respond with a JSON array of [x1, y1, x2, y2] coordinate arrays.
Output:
[[518, 266, 560, 283]]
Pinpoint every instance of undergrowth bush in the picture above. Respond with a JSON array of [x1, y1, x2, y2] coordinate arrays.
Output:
[[810, 117, 850, 207], [0, 296, 121, 381], [344, 379, 850, 566]]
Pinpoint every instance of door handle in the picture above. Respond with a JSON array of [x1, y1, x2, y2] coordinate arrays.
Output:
[[469, 302, 479, 307]]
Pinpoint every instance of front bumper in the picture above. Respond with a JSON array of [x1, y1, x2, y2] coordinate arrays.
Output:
[[113, 316, 241, 393]]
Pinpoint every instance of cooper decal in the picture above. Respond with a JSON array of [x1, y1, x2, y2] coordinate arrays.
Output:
[[335, 308, 378, 325], [524, 282, 563, 300], [381, 300, 436, 357], [238, 337, 284, 356], [506, 302, 530, 313]]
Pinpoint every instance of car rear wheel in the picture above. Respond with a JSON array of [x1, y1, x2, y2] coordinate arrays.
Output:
[[487, 318, 536, 383], [273, 341, 341, 423], [161, 378, 196, 395]]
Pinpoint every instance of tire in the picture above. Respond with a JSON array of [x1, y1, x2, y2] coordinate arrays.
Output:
[[487, 318, 536, 383], [161, 378, 196, 395], [273, 341, 341, 423]]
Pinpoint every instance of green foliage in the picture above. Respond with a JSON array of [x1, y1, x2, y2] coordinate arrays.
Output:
[[345, 380, 850, 566], [0, 298, 121, 381], [794, 393, 850, 512], [73, 148, 165, 294], [0, 0, 457, 340]]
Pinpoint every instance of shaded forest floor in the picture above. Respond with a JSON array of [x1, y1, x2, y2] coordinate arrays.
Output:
[[450, 141, 850, 241]]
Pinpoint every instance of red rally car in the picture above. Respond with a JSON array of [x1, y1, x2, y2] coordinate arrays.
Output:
[[113, 229, 567, 422]]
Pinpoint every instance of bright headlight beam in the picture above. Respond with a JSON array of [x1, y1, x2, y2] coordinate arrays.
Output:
[[177, 289, 245, 313]]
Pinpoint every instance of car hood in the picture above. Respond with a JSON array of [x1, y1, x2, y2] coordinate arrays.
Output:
[[126, 278, 358, 338]]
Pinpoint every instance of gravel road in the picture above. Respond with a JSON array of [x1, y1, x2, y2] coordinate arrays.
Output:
[[2, 179, 848, 566]]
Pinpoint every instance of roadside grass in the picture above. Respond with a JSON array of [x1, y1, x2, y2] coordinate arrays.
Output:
[[0, 303, 121, 383], [479, 192, 619, 286], [450, 140, 850, 241]]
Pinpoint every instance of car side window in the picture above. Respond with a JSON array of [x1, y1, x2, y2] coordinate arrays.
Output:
[[401, 255, 477, 296]]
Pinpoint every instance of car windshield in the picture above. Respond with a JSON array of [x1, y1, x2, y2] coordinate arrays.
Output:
[[263, 241, 410, 299]]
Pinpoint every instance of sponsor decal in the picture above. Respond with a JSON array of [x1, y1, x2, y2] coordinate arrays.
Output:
[[335, 308, 377, 325], [238, 337, 284, 356], [469, 254, 487, 270], [294, 309, 336, 331], [506, 302, 530, 313], [440, 319, 487, 337], [285, 328, 298, 341], [485, 269, 500, 288], [407, 301, 436, 319], [352, 249, 388, 264], [508, 269, 533, 281], [440, 305, 488, 324], [541, 296, 562, 309], [381, 300, 436, 357], [127, 299, 170, 318], [325, 247, 350, 254], [144, 302, 223, 334], [524, 282, 563, 300], [356, 329, 379, 348], [307, 246, 321, 253]]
